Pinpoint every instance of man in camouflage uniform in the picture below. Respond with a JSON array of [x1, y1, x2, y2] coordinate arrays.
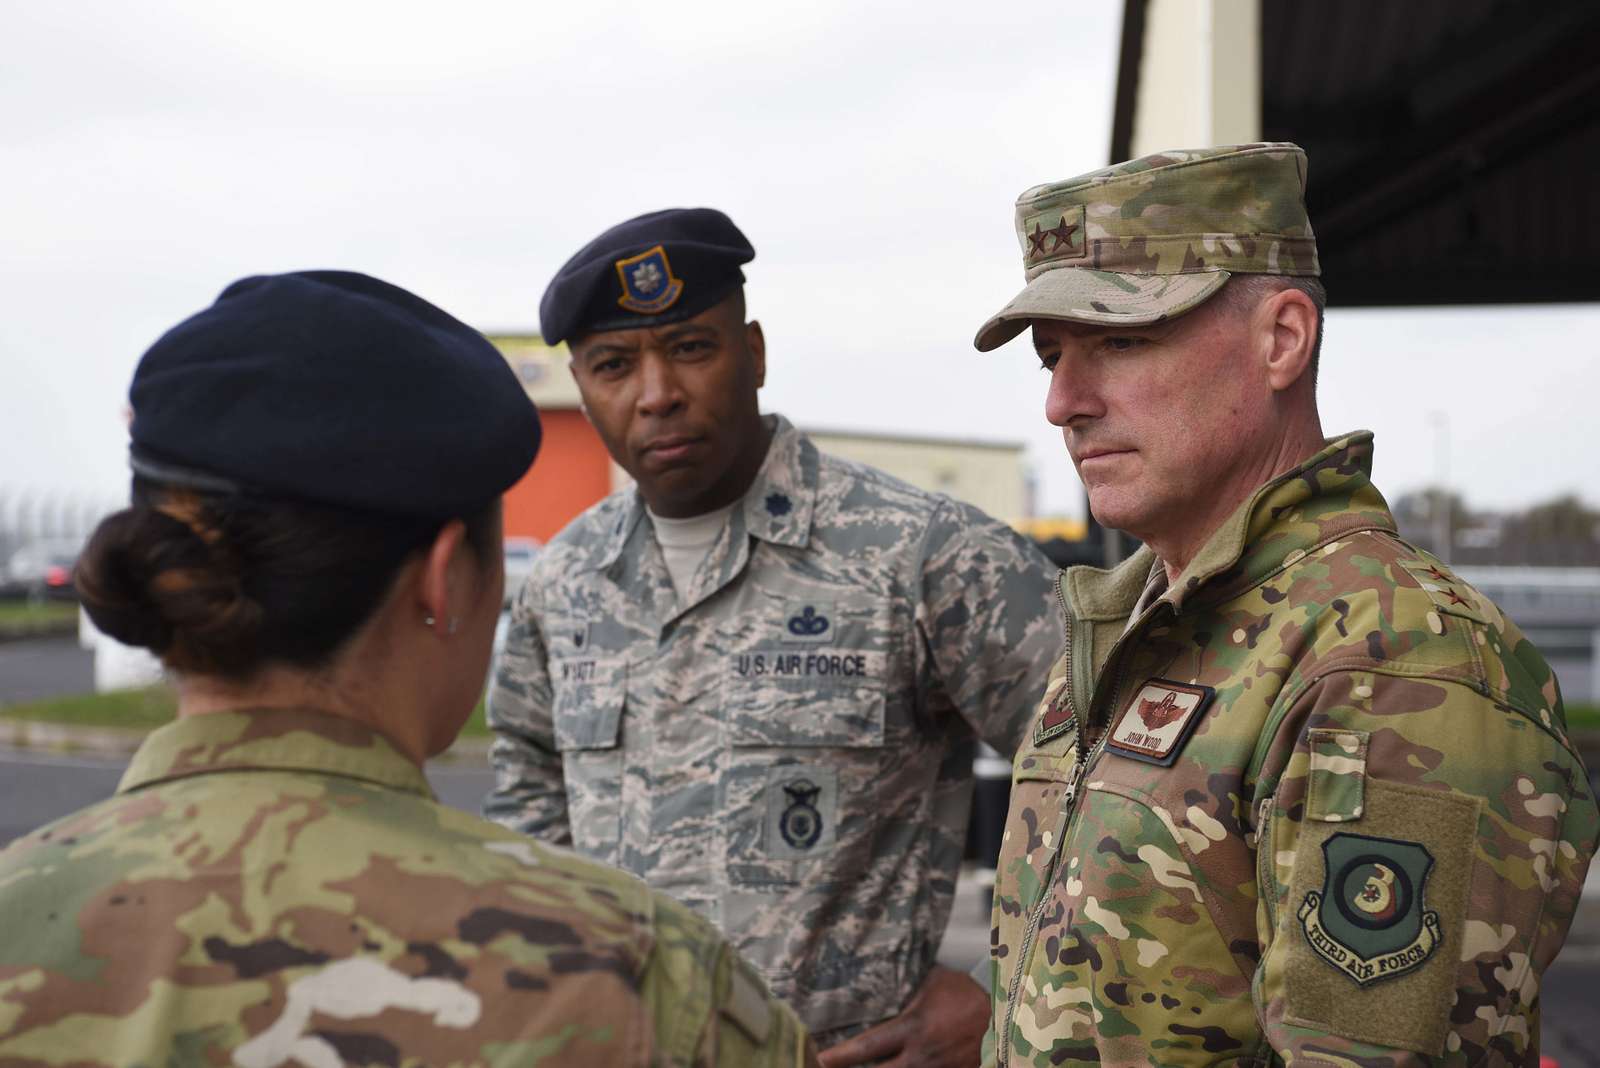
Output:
[[972, 143, 1599, 1065], [0, 711, 811, 1067], [486, 208, 1062, 1062]]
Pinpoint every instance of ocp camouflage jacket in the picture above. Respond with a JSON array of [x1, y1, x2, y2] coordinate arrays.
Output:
[[0, 710, 813, 1068], [986, 433, 1599, 1066]]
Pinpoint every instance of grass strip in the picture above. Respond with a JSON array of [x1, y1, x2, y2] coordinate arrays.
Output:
[[0, 687, 492, 737], [0, 600, 80, 638]]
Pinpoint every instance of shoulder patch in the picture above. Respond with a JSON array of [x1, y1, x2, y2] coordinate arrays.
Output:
[[1298, 832, 1440, 986], [1104, 679, 1214, 766]]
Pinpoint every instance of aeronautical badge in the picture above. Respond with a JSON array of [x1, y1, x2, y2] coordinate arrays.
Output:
[[1298, 832, 1441, 986], [778, 779, 823, 849], [1104, 678, 1213, 766], [614, 244, 684, 315]]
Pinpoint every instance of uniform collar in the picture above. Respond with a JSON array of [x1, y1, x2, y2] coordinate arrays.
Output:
[[1065, 431, 1394, 621], [117, 709, 435, 799], [1164, 430, 1394, 612], [589, 413, 816, 572], [737, 414, 817, 550]]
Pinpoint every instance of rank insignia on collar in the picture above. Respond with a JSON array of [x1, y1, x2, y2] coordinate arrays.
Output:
[[614, 245, 684, 314], [1105, 678, 1214, 766], [1298, 833, 1440, 986]]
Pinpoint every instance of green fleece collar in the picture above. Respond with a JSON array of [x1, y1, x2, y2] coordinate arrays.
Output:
[[1063, 432, 1395, 623]]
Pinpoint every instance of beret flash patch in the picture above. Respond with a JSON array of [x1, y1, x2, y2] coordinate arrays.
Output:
[[615, 245, 684, 315]]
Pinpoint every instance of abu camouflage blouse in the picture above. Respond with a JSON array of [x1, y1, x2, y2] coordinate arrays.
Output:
[[986, 433, 1599, 1066], [486, 415, 1062, 1039]]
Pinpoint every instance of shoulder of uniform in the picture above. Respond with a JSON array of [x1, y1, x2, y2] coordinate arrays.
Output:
[[543, 489, 634, 552], [1279, 531, 1569, 740], [453, 819, 657, 943], [811, 447, 953, 513]]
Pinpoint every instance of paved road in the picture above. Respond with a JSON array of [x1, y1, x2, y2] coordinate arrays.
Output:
[[0, 635, 93, 705], [0, 747, 496, 846], [2, 750, 1596, 1063]]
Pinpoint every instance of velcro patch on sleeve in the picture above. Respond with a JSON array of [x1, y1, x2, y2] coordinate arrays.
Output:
[[721, 958, 773, 1044], [1283, 778, 1480, 1055], [1306, 728, 1368, 822]]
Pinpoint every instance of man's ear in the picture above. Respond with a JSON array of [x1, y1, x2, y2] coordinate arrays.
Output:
[[746, 320, 767, 389], [1260, 288, 1317, 393]]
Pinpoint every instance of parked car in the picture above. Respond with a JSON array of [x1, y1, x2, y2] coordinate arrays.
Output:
[[3, 539, 83, 600]]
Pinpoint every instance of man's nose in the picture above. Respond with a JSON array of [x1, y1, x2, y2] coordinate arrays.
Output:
[[1043, 351, 1099, 428], [636, 354, 685, 416]]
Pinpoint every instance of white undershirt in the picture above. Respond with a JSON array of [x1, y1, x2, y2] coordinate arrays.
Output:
[[647, 502, 737, 595]]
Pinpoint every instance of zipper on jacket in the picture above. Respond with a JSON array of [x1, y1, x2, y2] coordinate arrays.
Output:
[[997, 578, 1080, 1065], [1254, 793, 1277, 932], [999, 698, 1114, 1063], [999, 580, 1169, 1064]]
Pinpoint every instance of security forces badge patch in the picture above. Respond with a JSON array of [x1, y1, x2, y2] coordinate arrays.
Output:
[[615, 244, 684, 314], [778, 779, 824, 849], [765, 765, 837, 859], [1298, 832, 1441, 986]]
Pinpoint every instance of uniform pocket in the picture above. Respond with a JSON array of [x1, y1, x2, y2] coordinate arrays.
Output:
[[720, 599, 890, 884], [551, 656, 626, 862]]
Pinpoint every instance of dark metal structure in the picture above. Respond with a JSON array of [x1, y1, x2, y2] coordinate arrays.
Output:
[[1113, 0, 1600, 308]]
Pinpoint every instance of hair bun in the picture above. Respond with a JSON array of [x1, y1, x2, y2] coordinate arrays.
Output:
[[76, 504, 264, 675]]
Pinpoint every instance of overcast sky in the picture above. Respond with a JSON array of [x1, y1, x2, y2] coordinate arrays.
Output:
[[3, 1, 1596, 525]]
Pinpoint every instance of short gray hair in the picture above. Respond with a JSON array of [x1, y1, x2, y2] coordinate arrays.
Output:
[[1215, 274, 1326, 385]]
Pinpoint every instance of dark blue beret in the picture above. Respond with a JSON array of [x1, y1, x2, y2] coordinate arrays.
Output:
[[128, 270, 541, 519], [539, 207, 755, 345]]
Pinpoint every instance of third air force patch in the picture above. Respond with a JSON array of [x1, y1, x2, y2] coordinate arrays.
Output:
[[614, 244, 684, 314], [1299, 832, 1441, 986]]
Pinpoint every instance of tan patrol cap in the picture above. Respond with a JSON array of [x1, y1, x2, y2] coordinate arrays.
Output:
[[973, 142, 1320, 352]]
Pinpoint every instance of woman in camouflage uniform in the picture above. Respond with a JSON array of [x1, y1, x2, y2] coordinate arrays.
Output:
[[0, 271, 813, 1068]]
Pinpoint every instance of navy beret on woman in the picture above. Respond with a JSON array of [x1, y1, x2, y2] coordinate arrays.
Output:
[[130, 270, 541, 519], [538, 207, 755, 345]]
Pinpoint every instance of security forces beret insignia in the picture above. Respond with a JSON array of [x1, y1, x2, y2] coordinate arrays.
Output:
[[539, 207, 755, 345], [614, 245, 684, 315], [1298, 832, 1441, 986], [128, 270, 541, 519]]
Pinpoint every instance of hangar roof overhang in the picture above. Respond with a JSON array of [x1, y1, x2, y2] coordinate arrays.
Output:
[[1111, 0, 1600, 307]]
